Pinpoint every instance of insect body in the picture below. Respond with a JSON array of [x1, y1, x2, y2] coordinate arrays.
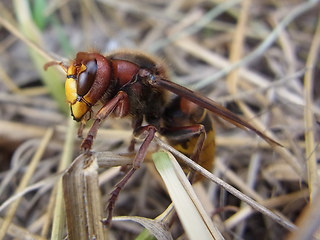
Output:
[[45, 50, 280, 225], [162, 96, 216, 182]]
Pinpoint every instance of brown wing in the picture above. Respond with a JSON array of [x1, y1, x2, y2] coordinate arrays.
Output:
[[149, 76, 282, 147]]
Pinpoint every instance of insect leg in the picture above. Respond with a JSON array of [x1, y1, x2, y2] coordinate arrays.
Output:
[[103, 125, 157, 226], [128, 116, 143, 152], [77, 118, 86, 138], [81, 91, 129, 150], [77, 111, 92, 138]]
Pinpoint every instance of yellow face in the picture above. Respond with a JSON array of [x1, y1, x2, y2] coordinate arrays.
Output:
[[65, 63, 92, 121]]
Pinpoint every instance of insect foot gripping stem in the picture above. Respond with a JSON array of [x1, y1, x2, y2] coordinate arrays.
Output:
[[80, 120, 100, 151], [101, 125, 157, 226], [102, 168, 136, 226], [80, 135, 94, 151]]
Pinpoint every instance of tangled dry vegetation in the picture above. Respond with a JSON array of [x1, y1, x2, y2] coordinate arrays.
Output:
[[0, 0, 320, 239]]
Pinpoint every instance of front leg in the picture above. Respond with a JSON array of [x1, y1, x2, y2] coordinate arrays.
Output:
[[81, 91, 129, 151]]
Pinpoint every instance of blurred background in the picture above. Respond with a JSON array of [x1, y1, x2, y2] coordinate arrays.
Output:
[[0, 0, 319, 239]]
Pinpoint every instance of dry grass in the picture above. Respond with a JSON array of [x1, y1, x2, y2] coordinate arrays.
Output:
[[0, 0, 320, 239]]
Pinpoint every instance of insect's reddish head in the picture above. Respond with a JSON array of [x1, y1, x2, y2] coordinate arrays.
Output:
[[65, 52, 111, 121]]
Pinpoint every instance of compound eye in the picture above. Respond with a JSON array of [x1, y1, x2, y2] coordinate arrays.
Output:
[[77, 59, 97, 96]]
